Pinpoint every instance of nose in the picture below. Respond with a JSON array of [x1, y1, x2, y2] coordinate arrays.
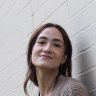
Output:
[[43, 43, 52, 53]]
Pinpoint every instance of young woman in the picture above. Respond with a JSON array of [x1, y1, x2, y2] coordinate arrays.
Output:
[[24, 23, 89, 96]]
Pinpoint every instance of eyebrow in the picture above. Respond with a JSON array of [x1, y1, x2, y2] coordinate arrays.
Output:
[[37, 36, 63, 43]]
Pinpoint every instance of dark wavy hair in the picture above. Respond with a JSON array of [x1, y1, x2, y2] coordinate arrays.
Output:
[[24, 23, 72, 95]]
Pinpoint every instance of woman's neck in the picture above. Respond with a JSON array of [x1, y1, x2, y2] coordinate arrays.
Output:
[[36, 67, 58, 96]]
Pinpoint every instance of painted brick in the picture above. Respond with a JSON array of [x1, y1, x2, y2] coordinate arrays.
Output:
[[0, 55, 26, 83], [44, 1, 69, 26], [33, 0, 66, 27], [0, 3, 33, 46], [3, 85, 25, 96], [68, 0, 92, 16], [72, 23, 96, 56], [0, 0, 96, 95], [0, 34, 31, 71], [0, 0, 16, 18], [0, 17, 33, 47], [0, 0, 31, 19], [31, 0, 47, 14], [64, 0, 96, 37], [72, 45, 96, 75], [75, 68, 96, 91], [0, 69, 26, 96], [90, 90, 96, 96]]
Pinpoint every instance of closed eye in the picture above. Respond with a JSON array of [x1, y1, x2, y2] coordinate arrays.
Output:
[[53, 43, 62, 47], [36, 40, 46, 45]]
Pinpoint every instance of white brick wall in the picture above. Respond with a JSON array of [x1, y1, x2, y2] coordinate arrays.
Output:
[[0, 0, 96, 95], [0, 0, 34, 95]]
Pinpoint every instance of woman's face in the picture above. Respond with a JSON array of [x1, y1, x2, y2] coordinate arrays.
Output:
[[32, 27, 66, 70]]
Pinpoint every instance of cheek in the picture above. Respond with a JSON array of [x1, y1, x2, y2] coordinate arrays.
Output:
[[56, 50, 64, 61], [31, 45, 41, 61], [31, 46, 36, 62], [32, 45, 38, 55], [31, 50, 37, 65]]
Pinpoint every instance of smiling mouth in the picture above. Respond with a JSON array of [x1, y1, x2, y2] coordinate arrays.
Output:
[[40, 55, 53, 59]]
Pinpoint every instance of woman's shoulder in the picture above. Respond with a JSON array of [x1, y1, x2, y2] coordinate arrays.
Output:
[[59, 75, 85, 87], [55, 75, 89, 96]]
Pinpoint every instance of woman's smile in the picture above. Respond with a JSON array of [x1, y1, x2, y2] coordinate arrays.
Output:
[[40, 54, 53, 60], [32, 27, 65, 69], [24, 23, 89, 96]]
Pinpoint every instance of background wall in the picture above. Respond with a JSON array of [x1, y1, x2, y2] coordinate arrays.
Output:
[[0, 0, 96, 96]]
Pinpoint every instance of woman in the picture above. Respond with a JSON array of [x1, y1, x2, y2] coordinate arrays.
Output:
[[24, 23, 89, 96]]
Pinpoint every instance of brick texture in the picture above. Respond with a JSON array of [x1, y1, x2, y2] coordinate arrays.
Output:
[[0, 0, 96, 95]]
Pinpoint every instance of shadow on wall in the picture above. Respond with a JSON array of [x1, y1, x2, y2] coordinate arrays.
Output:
[[75, 38, 96, 96]]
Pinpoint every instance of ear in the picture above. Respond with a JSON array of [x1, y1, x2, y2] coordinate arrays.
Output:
[[61, 55, 67, 64]]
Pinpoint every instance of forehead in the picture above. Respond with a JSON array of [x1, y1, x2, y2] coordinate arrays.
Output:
[[37, 27, 63, 40]]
